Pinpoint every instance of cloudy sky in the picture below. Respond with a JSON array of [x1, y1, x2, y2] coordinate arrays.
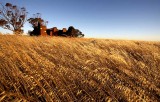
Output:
[[1, 0, 160, 41]]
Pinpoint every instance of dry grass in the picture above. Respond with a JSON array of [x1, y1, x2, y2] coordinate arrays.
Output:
[[0, 35, 160, 102]]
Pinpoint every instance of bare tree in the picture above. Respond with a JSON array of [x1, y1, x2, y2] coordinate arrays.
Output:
[[0, 3, 28, 34]]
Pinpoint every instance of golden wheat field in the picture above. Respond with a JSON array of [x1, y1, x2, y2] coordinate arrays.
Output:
[[0, 34, 160, 102]]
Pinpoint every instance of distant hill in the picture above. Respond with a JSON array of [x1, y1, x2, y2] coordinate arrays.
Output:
[[0, 35, 160, 101]]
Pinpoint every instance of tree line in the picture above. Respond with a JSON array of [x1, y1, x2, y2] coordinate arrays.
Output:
[[0, 2, 84, 37]]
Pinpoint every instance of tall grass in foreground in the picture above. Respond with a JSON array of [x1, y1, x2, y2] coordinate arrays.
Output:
[[0, 35, 160, 102]]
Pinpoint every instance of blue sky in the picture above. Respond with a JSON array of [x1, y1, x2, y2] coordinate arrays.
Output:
[[1, 0, 160, 41]]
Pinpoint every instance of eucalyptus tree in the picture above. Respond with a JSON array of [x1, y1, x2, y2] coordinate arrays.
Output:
[[0, 3, 28, 34], [28, 13, 48, 28]]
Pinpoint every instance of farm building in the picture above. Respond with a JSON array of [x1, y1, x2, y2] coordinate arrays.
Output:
[[29, 22, 84, 37]]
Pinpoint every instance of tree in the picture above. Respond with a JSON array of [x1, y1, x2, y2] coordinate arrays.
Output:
[[0, 3, 28, 34], [75, 29, 84, 37], [28, 14, 84, 37], [27, 13, 48, 28], [67, 26, 75, 37], [27, 13, 48, 36], [67, 26, 84, 37]]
